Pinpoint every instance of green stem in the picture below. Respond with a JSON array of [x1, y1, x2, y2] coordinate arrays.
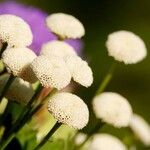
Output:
[[0, 84, 43, 150], [0, 74, 16, 102], [0, 42, 7, 58], [96, 61, 117, 95], [0, 134, 15, 150], [0, 87, 56, 150], [33, 122, 62, 150]]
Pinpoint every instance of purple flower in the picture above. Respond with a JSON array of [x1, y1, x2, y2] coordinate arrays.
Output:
[[0, 1, 83, 54]]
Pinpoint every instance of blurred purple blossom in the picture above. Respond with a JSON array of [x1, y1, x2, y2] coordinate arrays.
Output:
[[0, 1, 83, 54]]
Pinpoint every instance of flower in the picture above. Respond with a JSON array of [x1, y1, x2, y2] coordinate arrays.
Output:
[[129, 114, 150, 146], [0, 14, 32, 47], [75, 133, 87, 145], [65, 55, 93, 87], [46, 13, 85, 39], [2, 47, 37, 83], [0, 74, 34, 105], [106, 30, 147, 64], [30, 55, 71, 90], [47, 92, 89, 129], [40, 40, 76, 58], [89, 134, 127, 150], [92, 92, 133, 128], [0, 1, 83, 54]]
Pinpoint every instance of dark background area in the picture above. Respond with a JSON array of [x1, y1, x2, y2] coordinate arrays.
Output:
[[3, 0, 150, 121]]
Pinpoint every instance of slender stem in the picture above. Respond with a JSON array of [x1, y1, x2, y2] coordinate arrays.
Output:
[[0, 42, 7, 58], [0, 74, 16, 102], [0, 134, 15, 150], [0, 84, 43, 150], [33, 122, 62, 150], [7, 83, 43, 133], [96, 61, 117, 95], [0, 87, 56, 150]]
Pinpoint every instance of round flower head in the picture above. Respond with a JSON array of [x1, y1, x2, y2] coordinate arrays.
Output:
[[0, 14, 33, 47], [0, 74, 34, 105], [89, 134, 127, 150], [106, 30, 147, 64], [92, 92, 132, 128], [65, 55, 93, 87], [129, 114, 150, 146], [30, 55, 71, 90], [40, 40, 77, 59], [48, 92, 89, 129], [75, 133, 87, 145], [2, 47, 37, 83], [46, 13, 85, 39]]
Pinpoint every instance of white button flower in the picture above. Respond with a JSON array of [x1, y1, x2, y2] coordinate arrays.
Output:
[[89, 134, 127, 150], [129, 114, 150, 146], [2, 47, 37, 83], [48, 92, 89, 129], [30, 55, 71, 90], [92, 92, 133, 128], [46, 13, 85, 39], [0, 14, 33, 47], [106, 30, 147, 64]]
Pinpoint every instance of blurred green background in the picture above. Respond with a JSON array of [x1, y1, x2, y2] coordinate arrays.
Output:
[[2, 0, 150, 120]]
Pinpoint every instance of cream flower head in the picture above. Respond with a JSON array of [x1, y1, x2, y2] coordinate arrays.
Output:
[[89, 134, 127, 150], [2, 47, 37, 83], [106, 30, 147, 64], [92, 92, 132, 128], [48, 92, 89, 129], [46, 13, 85, 39], [0, 14, 33, 47], [30, 55, 71, 90], [75, 133, 87, 145], [0, 74, 34, 105], [129, 114, 150, 146], [40, 40, 76, 59], [65, 55, 93, 87]]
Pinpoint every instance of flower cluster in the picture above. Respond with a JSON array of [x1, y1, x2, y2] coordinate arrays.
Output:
[[0, 2, 149, 150]]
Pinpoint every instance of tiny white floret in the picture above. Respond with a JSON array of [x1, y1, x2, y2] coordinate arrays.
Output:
[[30, 55, 71, 90], [106, 30, 147, 64], [129, 114, 150, 146], [46, 13, 85, 39], [75, 133, 87, 145], [89, 134, 127, 150], [0, 14, 33, 47], [48, 92, 89, 129], [65, 55, 93, 87], [40, 40, 77, 59], [92, 92, 132, 128], [2, 47, 37, 83]]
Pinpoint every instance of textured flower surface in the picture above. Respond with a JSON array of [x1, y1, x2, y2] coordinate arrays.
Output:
[[46, 13, 85, 39], [65, 55, 93, 87], [40, 40, 76, 58], [0, 1, 83, 54], [0, 74, 34, 105], [129, 114, 150, 146], [93, 92, 133, 128], [30, 55, 71, 89], [2, 47, 37, 83], [48, 92, 89, 129], [89, 134, 127, 150], [106, 30, 147, 64], [0, 14, 33, 47]]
